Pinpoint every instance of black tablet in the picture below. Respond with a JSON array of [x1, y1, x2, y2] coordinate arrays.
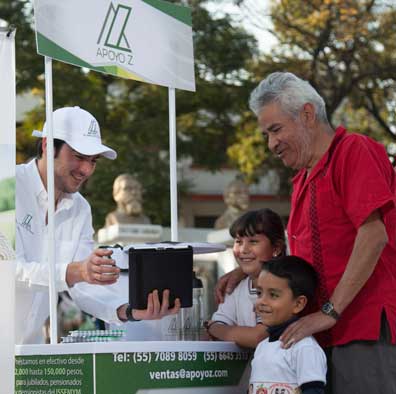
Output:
[[128, 246, 193, 310]]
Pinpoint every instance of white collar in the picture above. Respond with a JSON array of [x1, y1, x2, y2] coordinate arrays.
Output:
[[26, 159, 74, 211]]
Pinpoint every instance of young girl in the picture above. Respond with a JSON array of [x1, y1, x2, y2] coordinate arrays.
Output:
[[205, 208, 286, 348]]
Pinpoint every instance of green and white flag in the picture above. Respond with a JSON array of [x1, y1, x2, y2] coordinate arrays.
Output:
[[0, 28, 16, 394], [34, 0, 196, 91]]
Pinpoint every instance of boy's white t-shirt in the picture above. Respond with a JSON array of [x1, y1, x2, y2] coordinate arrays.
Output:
[[249, 336, 327, 393], [211, 277, 260, 326]]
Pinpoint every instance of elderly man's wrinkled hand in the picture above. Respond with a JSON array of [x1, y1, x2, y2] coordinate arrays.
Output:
[[279, 311, 337, 349]]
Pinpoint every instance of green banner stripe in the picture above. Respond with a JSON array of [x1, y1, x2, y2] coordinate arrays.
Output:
[[36, 32, 146, 82], [37, 32, 104, 72], [142, 0, 192, 26]]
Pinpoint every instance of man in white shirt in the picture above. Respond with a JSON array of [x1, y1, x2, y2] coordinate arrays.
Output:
[[16, 106, 178, 344]]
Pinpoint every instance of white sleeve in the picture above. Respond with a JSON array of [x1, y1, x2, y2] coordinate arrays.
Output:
[[291, 341, 327, 386], [71, 202, 95, 262], [15, 224, 70, 292], [70, 280, 127, 324], [68, 203, 126, 324], [15, 199, 94, 293], [211, 290, 238, 325]]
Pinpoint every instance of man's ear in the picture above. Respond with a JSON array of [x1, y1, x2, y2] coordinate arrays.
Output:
[[300, 103, 316, 126], [41, 137, 48, 155], [293, 295, 308, 314]]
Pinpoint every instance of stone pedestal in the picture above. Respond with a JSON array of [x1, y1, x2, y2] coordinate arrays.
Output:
[[207, 228, 233, 247], [181, 229, 236, 319], [207, 229, 237, 277], [97, 223, 162, 245]]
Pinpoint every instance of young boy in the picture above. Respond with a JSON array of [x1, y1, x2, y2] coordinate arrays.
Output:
[[206, 209, 286, 348], [250, 256, 326, 394]]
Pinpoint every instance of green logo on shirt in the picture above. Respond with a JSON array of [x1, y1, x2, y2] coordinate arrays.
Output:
[[20, 214, 33, 234]]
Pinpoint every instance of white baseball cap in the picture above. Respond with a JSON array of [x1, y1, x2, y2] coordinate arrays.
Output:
[[32, 106, 117, 160]]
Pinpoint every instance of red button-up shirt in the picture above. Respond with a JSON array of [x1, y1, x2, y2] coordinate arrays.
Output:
[[287, 126, 396, 347]]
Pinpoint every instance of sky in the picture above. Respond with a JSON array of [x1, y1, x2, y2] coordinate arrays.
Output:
[[0, 2, 278, 53], [204, 1, 277, 53]]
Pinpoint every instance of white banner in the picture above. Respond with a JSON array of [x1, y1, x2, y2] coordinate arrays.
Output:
[[34, 0, 196, 91], [0, 28, 16, 394]]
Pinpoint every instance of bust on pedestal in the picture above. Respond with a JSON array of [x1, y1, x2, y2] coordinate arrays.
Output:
[[98, 174, 161, 244], [214, 178, 250, 230], [105, 173, 151, 226]]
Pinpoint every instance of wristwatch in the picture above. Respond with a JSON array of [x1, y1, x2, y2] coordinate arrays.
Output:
[[125, 304, 141, 322], [321, 301, 340, 320]]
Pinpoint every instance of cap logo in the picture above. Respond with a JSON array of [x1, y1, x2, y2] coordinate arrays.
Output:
[[18, 213, 34, 234], [85, 119, 100, 138]]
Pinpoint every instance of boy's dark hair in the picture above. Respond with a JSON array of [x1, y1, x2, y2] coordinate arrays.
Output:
[[36, 138, 66, 159], [262, 256, 318, 303], [229, 209, 286, 255]]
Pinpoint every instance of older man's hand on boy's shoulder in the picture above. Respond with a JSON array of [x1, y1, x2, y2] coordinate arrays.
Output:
[[280, 311, 337, 349], [215, 267, 246, 304]]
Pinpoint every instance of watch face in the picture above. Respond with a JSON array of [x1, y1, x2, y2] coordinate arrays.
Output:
[[321, 301, 339, 320], [322, 302, 332, 314]]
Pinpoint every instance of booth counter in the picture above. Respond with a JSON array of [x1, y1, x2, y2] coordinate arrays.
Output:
[[15, 341, 251, 394]]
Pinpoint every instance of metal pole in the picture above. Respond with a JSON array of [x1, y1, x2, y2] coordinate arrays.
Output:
[[168, 87, 184, 335], [44, 56, 58, 344], [168, 87, 178, 242]]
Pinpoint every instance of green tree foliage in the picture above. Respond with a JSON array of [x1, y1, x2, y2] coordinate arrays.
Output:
[[228, 0, 396, 188], [0, 178, 16, 212], [2, 0, 257, 228]]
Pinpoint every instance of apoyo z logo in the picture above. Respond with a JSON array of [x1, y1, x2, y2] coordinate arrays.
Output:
[[84, 119, 100, 138], [96, 2, 134, 65], [19, 214, 34, 234]]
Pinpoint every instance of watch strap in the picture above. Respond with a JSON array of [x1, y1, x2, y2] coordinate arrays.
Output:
[[321, 301, 340, 320]]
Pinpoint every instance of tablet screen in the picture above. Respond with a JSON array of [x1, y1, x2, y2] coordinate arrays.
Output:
[[128, 246, 193, 309]]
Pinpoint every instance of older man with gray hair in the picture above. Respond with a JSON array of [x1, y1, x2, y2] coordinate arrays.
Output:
[[218, 72, 396, 394]]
